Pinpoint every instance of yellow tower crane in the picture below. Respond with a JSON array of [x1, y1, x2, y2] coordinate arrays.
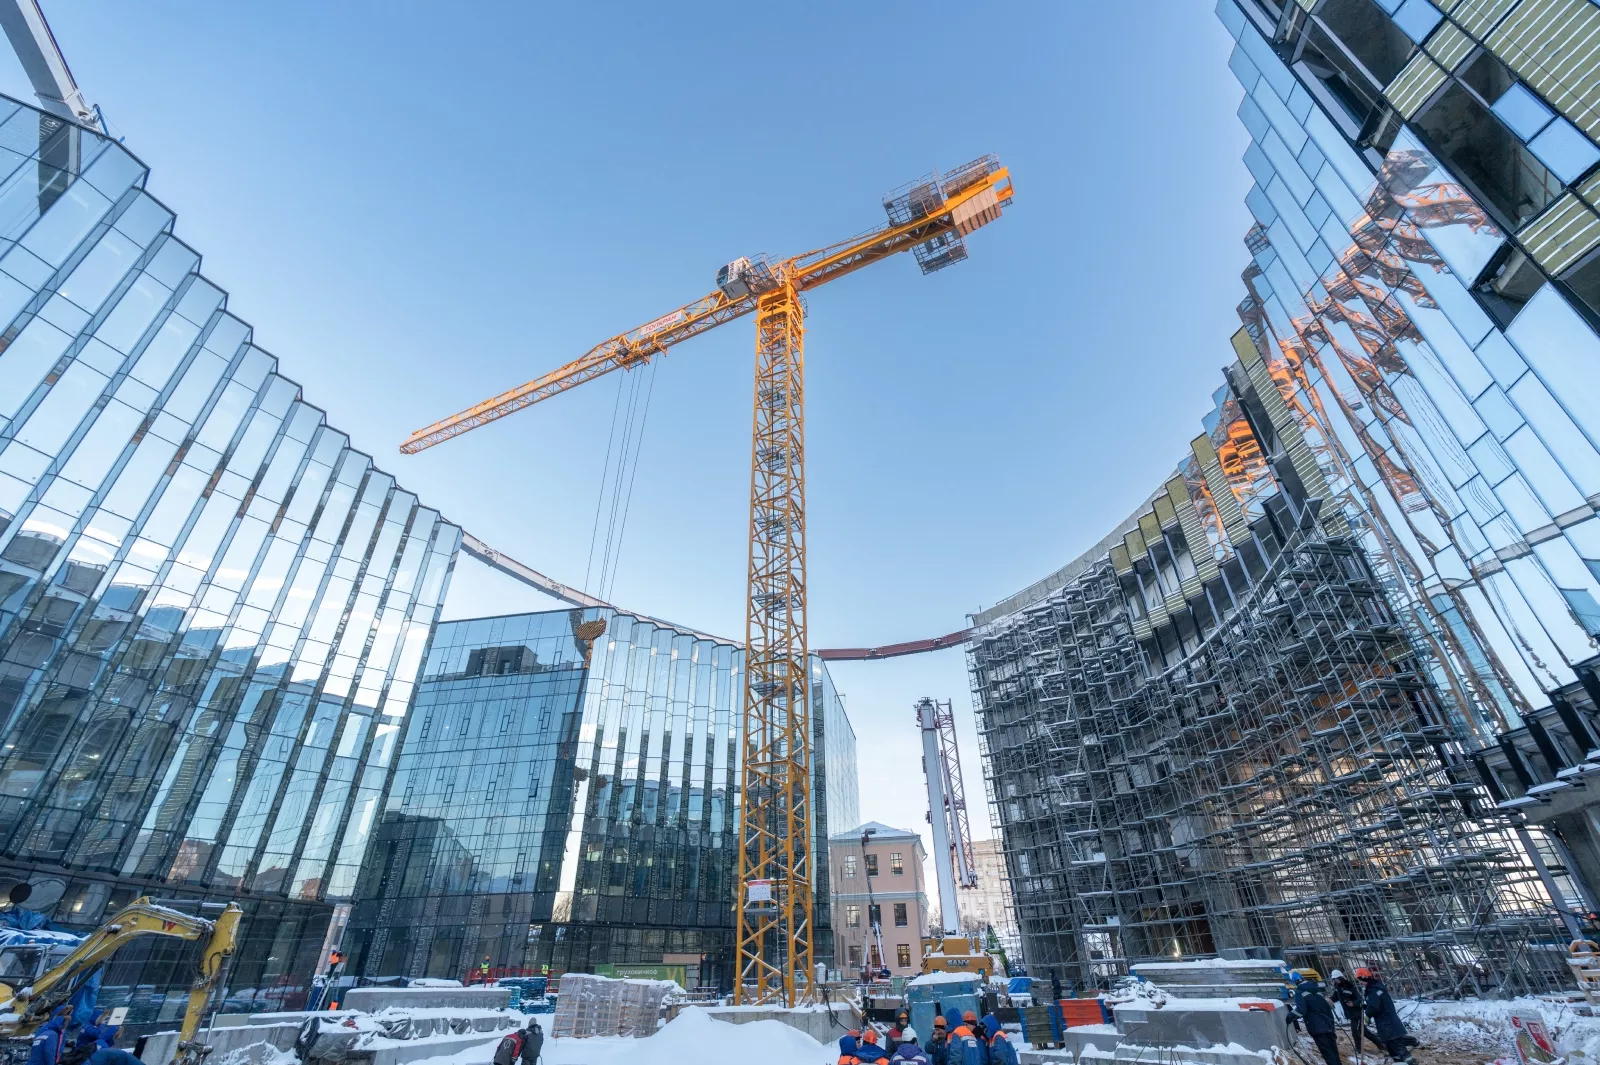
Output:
[[400, 156, 1014, 1005]]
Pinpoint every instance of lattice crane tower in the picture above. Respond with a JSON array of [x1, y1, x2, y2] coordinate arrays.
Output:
[[401, 158, 1014, 1004]]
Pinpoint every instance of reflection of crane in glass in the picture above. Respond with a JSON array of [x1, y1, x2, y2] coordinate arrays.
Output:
[[401, 158, 1014, 1005]]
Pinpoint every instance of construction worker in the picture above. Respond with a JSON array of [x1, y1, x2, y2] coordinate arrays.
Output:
[[520, 1018, 543, 1065], [926, 1015, 950, 1065], [893, 1035, 929, 1065], [951, 1012, 987, 1065], [1329, 970, 1377, 1057], [887, 1012, 910, 1054], [1356, 969, 1411, 1063], [858, 1028, 891, 1065], [981, 1014, 1017, 1065], [838, 1032, 863, 1065], [1292, 972, 1341, 1065], [28, 1007, 73, 1065]]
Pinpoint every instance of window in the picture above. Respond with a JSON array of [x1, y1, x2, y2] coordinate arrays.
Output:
[[1314, 0, 1416, 86], [897, 943, 912, 968], [865, 853, 878, 877], [894, 902, 908, 927], [869, 903, 881, 927], [847, 945, 862, 968], [890, 852, 904, 875], [846, 904, 860, 927], [1413, 81, 1561, 229], [843, 855, 857, 878]]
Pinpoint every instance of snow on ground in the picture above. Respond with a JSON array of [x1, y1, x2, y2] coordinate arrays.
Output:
[[1400, 996, 1584, 1057], [411, 1007, 830, 1065], [1279, 996, 1596, 1065]]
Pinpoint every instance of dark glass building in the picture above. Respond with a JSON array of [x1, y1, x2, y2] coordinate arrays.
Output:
[[0, 91, 459, 1022], [342, 608, 858, 991]]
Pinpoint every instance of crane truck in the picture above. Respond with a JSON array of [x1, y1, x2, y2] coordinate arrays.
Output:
[[0, 891, 241, 1065]]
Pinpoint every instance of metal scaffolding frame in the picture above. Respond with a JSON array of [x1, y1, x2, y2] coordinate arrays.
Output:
[[969, 519, 1570, 997]]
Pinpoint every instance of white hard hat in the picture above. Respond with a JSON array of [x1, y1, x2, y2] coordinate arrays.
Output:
[[1329, 969, 1343, 979]]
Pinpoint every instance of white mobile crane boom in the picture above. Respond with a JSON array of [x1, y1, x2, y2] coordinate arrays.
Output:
[[916, 697, 993, 977], [0, 0, 99, 130], [919, 698, 962, 936]]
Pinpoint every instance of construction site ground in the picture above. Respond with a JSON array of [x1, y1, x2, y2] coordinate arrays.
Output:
[[1288, 998, 1598, 1065]]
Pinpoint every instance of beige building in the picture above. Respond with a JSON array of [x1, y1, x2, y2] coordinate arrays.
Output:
[[829, 821, 929, 976], [963, 838, 1022, 962]]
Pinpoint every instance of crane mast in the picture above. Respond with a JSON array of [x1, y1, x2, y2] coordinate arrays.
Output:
[[401, 158, 1013, 1005]]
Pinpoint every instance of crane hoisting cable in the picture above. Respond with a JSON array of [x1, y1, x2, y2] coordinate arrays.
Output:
[[402, 157, 1014, 1004]]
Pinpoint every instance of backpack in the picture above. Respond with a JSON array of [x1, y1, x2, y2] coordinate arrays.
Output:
[[493, 1032, 524, 1065]]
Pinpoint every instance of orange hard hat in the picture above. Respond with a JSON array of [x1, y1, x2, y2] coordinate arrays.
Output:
[[1354, 967, 1374, 979], [863, 1030, 879, 1045], [933, 1017, 947, 1028], [963, 1011, 977, 1023]]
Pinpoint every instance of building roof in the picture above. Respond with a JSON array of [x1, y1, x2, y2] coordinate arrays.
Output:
[[831, 821, 922, 843]]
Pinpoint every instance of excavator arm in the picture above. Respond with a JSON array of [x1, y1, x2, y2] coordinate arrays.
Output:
[[3, 898, 240, 1044], [175, 903, 241, 1057]]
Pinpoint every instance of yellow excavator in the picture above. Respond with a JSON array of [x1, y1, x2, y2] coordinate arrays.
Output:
[[0, 895, 241, 1065]]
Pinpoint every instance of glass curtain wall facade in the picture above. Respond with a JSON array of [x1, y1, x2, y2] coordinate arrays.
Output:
[[342, 608, 858, 992], [0, 92, 459, 1022], [1218, 0, 1600, 908], [969, 0, 1600, 995]]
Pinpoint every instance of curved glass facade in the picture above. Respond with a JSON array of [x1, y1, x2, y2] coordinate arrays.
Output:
[[1220, 0, 1600, 721], [969, 0, 1600, 994], [0, 92, 459, 1020], [343, 608, 857, 991]]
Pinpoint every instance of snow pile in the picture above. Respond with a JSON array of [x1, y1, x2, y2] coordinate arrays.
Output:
[[1104, 980, 1169, 1009], [907, 971, 980, 988], [414, 1007, 829, 1065], [1387, 997, 1587, 1060], [213, 1044, 296, 1065]]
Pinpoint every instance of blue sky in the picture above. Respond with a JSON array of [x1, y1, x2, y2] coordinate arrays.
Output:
[[0, 3, 1252, 856]]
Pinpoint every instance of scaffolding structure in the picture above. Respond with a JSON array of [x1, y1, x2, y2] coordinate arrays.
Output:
[[969, 521, 1570, 997]]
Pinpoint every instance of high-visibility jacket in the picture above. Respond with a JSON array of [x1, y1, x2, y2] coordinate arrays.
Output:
[[949, 1026, 986, 1065], [987, 1032, 1018, 1065]]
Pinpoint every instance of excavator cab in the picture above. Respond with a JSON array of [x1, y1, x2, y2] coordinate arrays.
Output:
[[0, 934, 79, 992]]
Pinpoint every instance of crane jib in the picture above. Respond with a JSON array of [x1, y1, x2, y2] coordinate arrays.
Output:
[[396, 157, 1013, 1007]]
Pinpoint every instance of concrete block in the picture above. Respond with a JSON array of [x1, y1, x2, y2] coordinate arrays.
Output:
[[700, 1006, 860, 1043], [342, 986, 511, 1012], [369, 1032, 504, 1065], [141, 1022, 302, 1065], [1112, 1002, 1286, 1054]]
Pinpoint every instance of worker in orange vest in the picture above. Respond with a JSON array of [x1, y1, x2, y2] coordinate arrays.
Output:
[[838, 1032, 863, 1065], [950, 1012, 987, 1065]]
